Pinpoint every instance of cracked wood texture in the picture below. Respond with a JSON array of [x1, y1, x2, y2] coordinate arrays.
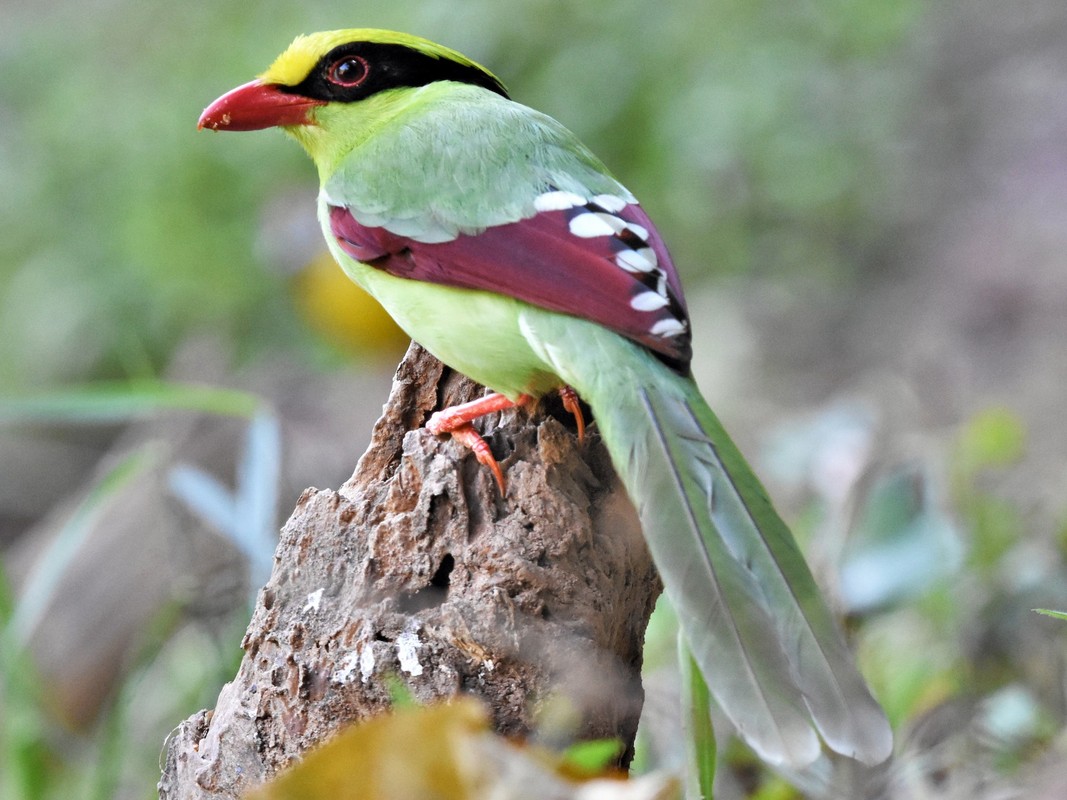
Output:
[[159, 343, 661, 799]]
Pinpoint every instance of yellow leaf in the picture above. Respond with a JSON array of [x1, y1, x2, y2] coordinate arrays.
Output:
[[245, 700, 488, 800], [292, 252, 408, 356], [243, 699, 679, 800]]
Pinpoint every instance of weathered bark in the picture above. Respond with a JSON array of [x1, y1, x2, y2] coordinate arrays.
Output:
[[159, 343, 661, 799]]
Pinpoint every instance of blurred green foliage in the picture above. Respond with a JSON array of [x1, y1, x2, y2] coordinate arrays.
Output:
[[1, 560, 244, 800], [0, 382, 272, 800], [952, 407, 1028, 578], [9, 0, 1067, 798]]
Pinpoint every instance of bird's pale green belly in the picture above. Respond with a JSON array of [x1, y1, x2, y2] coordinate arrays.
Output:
[[327, 239, 564, 400]]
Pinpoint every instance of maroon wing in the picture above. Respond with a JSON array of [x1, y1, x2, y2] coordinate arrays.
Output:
[[328, 193, 692, 373]]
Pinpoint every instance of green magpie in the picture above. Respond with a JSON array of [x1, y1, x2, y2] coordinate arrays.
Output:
[[199, 28, 892, 768]]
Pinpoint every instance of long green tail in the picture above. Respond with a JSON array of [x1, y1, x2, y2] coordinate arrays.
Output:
[[521, 312, 893, 767]]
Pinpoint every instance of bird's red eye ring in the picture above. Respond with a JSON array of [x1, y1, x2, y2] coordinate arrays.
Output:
[[327, 56, 369, 88]]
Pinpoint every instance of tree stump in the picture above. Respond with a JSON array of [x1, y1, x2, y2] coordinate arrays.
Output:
[[159, 343, 661, 799]]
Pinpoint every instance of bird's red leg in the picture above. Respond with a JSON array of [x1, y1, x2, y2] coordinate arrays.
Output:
[[426, 392, 532, 493], [426, 392, 527, 435], [558, 385, 586, 442]]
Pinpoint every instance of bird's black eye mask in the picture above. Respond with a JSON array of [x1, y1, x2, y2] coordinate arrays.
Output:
[[282, 41, 510, 103]]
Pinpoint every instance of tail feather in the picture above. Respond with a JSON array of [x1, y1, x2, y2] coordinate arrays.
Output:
[[634, 386, 820, 766], [635, 385, 893, 766], [519, 313, 892, 767]]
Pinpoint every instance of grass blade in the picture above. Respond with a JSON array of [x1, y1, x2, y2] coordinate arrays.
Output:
[[5, 446, 158, 646], [0, 381, 262, 424], [680, 635, 716, 800]]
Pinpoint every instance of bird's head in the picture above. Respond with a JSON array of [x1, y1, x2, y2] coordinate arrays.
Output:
[[198, 29, 507, 167]]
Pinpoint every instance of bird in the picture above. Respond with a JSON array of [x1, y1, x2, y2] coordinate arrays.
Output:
[[198, 28, 892, 768]]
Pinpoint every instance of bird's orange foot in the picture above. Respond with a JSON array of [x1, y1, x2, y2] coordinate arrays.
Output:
[[445, 423, 506, 493], [426, 392, 532, 493], [558, 385, 586, 442]]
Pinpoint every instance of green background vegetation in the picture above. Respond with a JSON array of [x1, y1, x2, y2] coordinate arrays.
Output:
[[3, 0, 1067, 797]]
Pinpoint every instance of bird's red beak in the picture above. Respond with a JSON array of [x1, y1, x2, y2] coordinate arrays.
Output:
[[198, 79, 325, 131]]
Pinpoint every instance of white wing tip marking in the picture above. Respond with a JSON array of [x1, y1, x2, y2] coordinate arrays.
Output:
[[631, 291, 670, 311], [534, 190, 586, 212], [616, 247, 658, 273], [591, 193, 629, 212], [569, 211, 621, 238], [650, 318, 688, 337]]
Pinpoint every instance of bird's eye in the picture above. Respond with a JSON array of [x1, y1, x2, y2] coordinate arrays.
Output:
[[327, 56, 369, 88]]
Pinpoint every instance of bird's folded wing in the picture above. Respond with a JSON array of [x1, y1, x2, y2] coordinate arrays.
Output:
[[326, 197, 692, 370]]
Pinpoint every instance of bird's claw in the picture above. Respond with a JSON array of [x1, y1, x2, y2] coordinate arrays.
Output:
[[427, 392, 529, 493], [559, 385, 586, 442], [447, 423, 507, 494], [426, 387, 585, 493]]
